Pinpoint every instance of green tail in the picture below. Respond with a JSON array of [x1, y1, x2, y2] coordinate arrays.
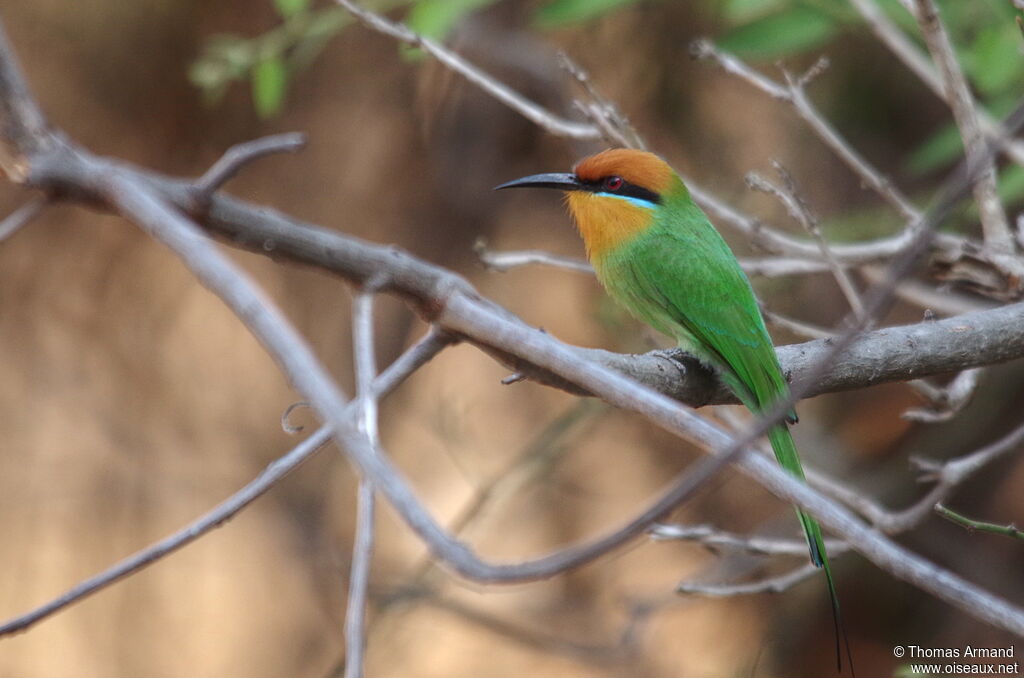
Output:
[[768, 424, 853, 675]]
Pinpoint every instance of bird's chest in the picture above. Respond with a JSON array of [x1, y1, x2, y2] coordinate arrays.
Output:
[[592, 245, 678, 337]]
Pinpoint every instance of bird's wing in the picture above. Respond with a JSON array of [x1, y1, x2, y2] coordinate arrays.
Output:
[[615, 226, 791, 416]]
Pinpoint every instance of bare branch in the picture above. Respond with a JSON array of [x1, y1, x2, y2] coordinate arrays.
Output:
[[918, 419, 1024, 484], [444, 294, 1024, 632], [194, 132, 307, 199]]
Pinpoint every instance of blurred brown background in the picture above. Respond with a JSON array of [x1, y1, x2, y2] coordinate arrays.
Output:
[[1, 1, 1022, 676]]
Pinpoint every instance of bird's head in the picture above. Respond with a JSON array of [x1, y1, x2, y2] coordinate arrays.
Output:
[[496, 149, 679, 260]]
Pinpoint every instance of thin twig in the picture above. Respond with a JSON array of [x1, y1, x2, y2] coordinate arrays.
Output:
[[0, 194, 46, 242], [194, 132, 307, 199], [847, 0, 1024, 168], [747, 166, 867, 322], [761, 308, 834, 340], [649, 523, 847, 557], [903, 367, 983, 423], [558, 52, 645, 149], [344, 290, 380, 678], [738, 256, 834, 278], [859, 265, 993, 317], [0, 19, 52, 181], [692, 39, 919, 222], [912, 0, 1015, 259], [935, 504, 1024, 542], [810, 418, 1024, 534], [474, 242, 989, 318], [410, 400, 602, 583], [687, 178, 964, 264], [474, 239, 594, 274], [371, 398, 602, 653], [476, 241, 838, 279], [677, 562, 819, 596], [0, 327, 453, 637], [334, 0, 598, 140]]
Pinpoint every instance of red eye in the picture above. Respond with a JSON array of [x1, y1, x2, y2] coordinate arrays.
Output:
[[603, 176, 624, 191]]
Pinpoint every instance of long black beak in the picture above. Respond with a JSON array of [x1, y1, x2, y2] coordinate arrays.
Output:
[[494, 172, 582, 192]]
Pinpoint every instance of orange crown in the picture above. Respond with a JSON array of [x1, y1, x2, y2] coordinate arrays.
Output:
[[573, 149, 674, 195]]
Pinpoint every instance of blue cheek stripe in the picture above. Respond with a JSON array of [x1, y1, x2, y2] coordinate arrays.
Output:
[[596, 192, 657, 210]]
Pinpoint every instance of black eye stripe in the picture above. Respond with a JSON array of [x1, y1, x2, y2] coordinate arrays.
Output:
[[579, 177, 661, 205]]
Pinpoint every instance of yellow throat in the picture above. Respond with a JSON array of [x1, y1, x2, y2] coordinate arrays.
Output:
[[565, 191, 655, 262]]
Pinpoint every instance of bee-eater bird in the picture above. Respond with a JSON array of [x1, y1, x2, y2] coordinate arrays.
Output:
[[497, 148, 849, 671]]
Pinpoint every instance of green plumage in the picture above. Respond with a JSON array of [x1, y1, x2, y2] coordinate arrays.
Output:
[[593, 177, 842, 626]]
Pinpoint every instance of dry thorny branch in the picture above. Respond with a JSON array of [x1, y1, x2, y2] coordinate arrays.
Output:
[[2, 0, 1024, 673]]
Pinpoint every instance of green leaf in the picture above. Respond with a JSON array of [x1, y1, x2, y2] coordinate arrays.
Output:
[[905, 77, 1023, 176], [402, 0, 497, 60], [534, 0, 640, 29], [717, 6, 839, 60], [906, 123, 962, 175], [406, 0, 498, 41], [722, 0, 786, 23], [821, 204, 902, 243], [967, 25, 1024, 96], [872, 0, 920, 33], [274, 0, 309, 20], [998, 163, 1024, 207], [252, 55, 288, 118]]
